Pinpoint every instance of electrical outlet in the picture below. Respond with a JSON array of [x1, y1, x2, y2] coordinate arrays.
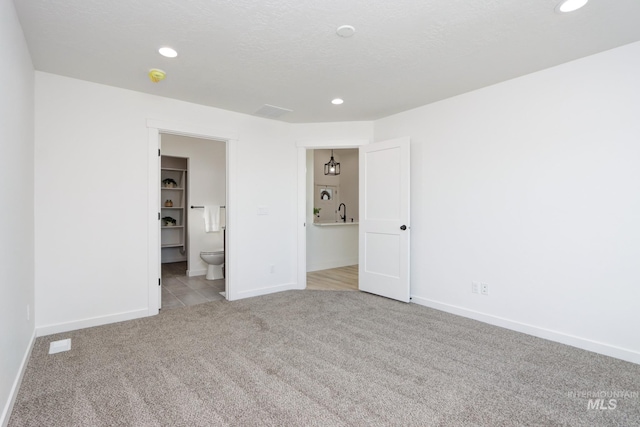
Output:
[[480, 283, 489, 296], [471, 282, 479, 294]]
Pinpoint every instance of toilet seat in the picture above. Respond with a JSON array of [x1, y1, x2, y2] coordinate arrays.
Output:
[[201, 250, 223, 255]]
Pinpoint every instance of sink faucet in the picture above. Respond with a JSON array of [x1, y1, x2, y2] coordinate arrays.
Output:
[[338, 203, 346, 222]]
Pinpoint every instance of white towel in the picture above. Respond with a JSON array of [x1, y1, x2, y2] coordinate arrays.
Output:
[[204, 206, 220, 233]]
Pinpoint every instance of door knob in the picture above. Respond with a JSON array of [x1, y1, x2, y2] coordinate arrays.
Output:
[[400, 225, 407, 230]]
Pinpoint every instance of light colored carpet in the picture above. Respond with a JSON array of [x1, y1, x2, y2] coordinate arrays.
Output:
[[9, 291, 640, 426]]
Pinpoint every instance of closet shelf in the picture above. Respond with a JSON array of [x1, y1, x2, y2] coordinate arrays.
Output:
[[161, 243, 185, 248], [161, 155, 187, 264]]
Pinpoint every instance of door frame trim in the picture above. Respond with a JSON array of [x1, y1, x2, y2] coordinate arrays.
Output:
[[295, 139, 370, 289], [147, 119, 238, 315]]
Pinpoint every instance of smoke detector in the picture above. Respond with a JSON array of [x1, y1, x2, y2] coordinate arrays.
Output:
[[148, 69, 166, 83]]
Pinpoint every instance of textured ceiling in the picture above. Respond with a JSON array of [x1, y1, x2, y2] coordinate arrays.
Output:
[[14, 0, 640, 123]]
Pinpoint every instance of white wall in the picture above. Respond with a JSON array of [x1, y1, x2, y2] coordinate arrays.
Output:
[[0, 0, 35, 424], [162, 134, 226, 275], [336, 150, 359, 222], [291, 121, 373, 144], [34, 72, 297, 333], [374, 41, 640, 363]]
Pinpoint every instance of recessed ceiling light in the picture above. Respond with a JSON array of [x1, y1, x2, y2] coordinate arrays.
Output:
[[556, 0, 588, 13], [336, 25, 355, 38], [158, 47, 178, 58], [331, 98, 344, 105]]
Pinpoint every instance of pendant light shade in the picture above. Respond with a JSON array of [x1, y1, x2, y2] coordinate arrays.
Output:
[[324, 150, 340, 175]]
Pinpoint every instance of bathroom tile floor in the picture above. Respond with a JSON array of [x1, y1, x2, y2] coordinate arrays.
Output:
[[161, 262, 225, 311]]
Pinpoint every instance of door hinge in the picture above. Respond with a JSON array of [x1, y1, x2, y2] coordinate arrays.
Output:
[[158, 149, 161, 157], [158, 278, 161, 287], [158, 212, 161, 220]]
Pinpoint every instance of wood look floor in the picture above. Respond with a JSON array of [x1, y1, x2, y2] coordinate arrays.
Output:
[[306, 265, 358, 291]]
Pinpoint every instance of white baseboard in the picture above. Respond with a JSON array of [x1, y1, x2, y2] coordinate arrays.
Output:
[[307, 258, 358, 272], [411, 296, 640, 365], [36, 308, 149, 337], [230, 282, 303, 301], [1, 330, 36, 427], [187, 268, 207, 277]]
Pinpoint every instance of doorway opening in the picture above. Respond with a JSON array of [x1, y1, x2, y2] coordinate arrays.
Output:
[[301, 146, 363, 291], [296, 137, 411, 302], [159, 134, 226, 310], [147, 119, 238, 316]]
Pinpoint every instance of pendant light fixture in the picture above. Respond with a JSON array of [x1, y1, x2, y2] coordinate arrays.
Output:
[[324, 150, 340, 175]]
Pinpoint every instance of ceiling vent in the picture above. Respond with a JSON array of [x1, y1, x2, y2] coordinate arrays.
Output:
[[253, 104, 293, 119]]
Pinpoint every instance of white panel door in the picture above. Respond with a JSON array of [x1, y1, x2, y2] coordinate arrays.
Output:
[[359, 137, 410, 302]]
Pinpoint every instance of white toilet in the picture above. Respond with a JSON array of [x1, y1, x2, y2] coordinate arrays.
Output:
[[200, 250, 224, 280]]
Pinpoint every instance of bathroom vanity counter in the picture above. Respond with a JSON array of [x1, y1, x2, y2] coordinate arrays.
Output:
[[313, 222, 359, 227]]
